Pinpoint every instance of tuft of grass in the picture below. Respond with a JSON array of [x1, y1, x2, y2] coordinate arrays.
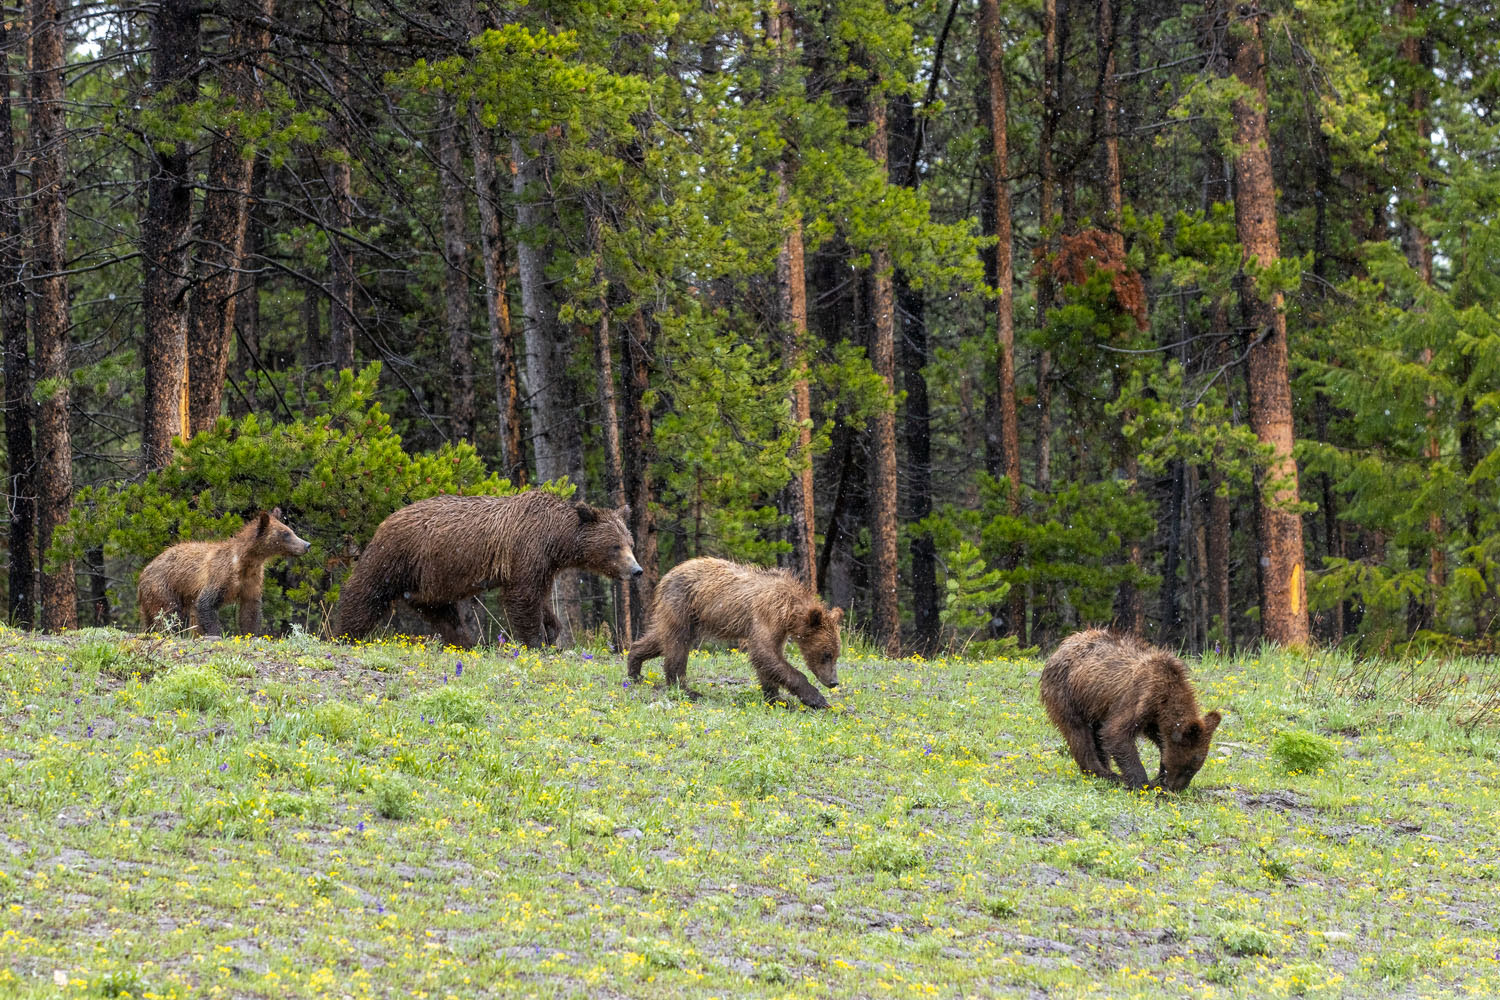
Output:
[[982, 894, 1019, 918], [1271, 729, 1341, 774], [418, 684, 486, 726], [151, 663, 231, 713], [1217, 920, 1275, 957], [372, 773, 416, 820], [307, 699, 363, 741], [854, 833, 924, 874]]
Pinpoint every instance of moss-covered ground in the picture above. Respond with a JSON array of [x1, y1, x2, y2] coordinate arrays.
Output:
[[2, 625, 1498, 998]]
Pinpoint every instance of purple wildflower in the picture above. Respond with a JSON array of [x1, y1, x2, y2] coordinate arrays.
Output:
[[455, 661, 464, 678], [357, 821, 366, 832], [219, 763, 228, 772]]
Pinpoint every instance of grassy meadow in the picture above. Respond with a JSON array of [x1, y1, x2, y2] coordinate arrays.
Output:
[[1, 624, 1499, 999]]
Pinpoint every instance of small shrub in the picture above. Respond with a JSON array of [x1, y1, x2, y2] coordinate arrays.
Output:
[[1271, 730, 1340, 774], [759, 962, 791, 985], [209, 653, 256, 679], [855, 833, 924, 874], [418, 685, 486, 727], [372, 773, 416, 820], [982, 894, 1019, 918], [152, 664, 231, 713], [308, 700, 362, 741], [1217, 920, 1274, 957], [719, 755, 791, 799]]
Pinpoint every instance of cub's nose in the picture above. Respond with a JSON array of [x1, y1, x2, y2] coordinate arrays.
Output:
[[826, 679, 838, 689]]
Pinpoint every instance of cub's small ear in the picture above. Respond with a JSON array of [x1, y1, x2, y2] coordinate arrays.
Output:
[[1203, 710, 1223, 734], [1182, 721, 1203, 744], [807, 607, 823, 630], [270, 506, 282, 519], [828, 607, 845, 626], [256, 511, 271, 535], [575, 503, 597, 524]]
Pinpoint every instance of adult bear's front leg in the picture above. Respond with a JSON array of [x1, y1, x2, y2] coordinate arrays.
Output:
[[502, 591, 549, 647]]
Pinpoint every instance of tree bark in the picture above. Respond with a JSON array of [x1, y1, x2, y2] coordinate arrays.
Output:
[[141, 0, 200, 471], [30, 0, 74, 628], [512, 136, 581, 640], [891, 90, 938, 654], [1397, 0, 1444, 614], [865, 86, 899, 655], [326, 0, 355, 371], [187, 0, 273, 437], [622, 310, 659, 635], [1, 12, 36, 626], [228, 158, 265, 418], [469, 115, 525, 482], [589, 208, 630, 648], [437, 96, 476, 443], [1223, 0, 1309, 646], [1034, 0, 1061, 492], [772, 0, 815, 589], [980, 0, 1024, 639], [1098, 0, 1144, 637]]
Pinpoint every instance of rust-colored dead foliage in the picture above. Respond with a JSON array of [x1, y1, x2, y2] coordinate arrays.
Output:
[[1053, 229, 1147, 330]]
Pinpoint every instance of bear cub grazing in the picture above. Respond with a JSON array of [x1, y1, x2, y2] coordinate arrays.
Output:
[[137, 508, 311, 637], [1040, 629, 1221, 792], [331, 491, 640, 649], [627, 557, 845, 709]]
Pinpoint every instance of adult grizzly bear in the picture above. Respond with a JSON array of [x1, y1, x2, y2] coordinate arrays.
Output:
[[1040, 629, 1222, 792], [331, 491, 640, 648], [626, 557, 844, 708], [137, 508, 311, 636]]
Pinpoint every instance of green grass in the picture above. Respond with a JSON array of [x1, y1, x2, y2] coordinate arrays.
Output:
[[1, 627, 1498, 998]]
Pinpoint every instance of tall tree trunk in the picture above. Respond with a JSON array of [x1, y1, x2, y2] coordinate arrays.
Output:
[[891, 88, 938, 654], [864, 84, 899, 655], [141, 0, 200, 471], [622, 310, 659, 635], [1098, 0, 1144, 636], [770, 1, 815, 588], [187, 0, 272, 436], [469, 115, 525, 482], [1223, 0, 1308, 646], [326, 0, 355, 371], [512, 136, 580, 640], [589, 208, 630, 648], [980, 0, 1023, 640], [1034, 0, 1061, 492], [228, 158, 266, 418], [1397, 0, 1444, 619], [1, 12, 36, 626], [437, 96, 476, 443], [30, 0, 73, 628]]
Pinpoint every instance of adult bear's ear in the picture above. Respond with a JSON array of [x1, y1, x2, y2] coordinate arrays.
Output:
[[807, 607, 823, 630], [271, 506, 282, 519], [1203, 710, 1223, 735], [616, 503, 631, 521], [575, 503, 597, 524], [256, 511, 271, 535], [829, 607, 845, 626]]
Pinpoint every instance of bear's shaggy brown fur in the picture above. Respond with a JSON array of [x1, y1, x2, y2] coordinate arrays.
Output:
[[1040, 629, 1221, 791], [331, 491, 640, 648], [137, 508, 311, 636], [626, 557, 845, 708]]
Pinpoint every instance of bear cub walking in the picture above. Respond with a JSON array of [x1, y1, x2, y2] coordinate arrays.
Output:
[[627, 557, 844, 708], [138, 508, 311, 636], [1040, 629, 1221, 791]]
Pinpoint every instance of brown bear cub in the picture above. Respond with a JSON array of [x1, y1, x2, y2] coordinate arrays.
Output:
[[1040, 629, 1221, 791], [137, 508, 311, 636], [627, 557, 845, 709], [331, 491, 640, 649]]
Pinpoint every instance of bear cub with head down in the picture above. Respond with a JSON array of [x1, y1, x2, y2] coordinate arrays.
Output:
[[627, 557, 844, 708], [1040, 628, 1221, 791], [138, 508, 311, 636], [332, 490, 640, 649]]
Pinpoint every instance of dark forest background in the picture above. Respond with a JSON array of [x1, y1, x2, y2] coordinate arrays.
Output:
[[2, 0, 1498, 656]]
